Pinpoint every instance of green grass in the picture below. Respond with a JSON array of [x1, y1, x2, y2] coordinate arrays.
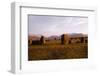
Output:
[[28, 40, 88, 61]]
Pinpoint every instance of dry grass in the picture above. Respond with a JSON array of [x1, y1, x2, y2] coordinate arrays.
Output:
[[28, 40, 88, 61]]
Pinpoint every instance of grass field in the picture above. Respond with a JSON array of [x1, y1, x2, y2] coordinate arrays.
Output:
[[28, 40, 88, 61]]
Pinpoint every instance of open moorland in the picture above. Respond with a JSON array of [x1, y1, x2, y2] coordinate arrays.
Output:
[[28, 39, 88, 61]]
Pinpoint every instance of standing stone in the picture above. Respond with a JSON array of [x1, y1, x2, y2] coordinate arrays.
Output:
[[28, 39, 32, 45], [81, 37, 86, 43], [68, 39, 71, 44], [84, 37, 88, 43], [61, 34, 69, 44], [80, 37, 84, 43], [40, 36, 45, 44]]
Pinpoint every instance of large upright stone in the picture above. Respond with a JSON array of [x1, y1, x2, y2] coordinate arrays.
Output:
[[28, 39, 32, 45], [40, 36, 45, 44], [80, 37, 85, 43], [61, 34, 69, 44]]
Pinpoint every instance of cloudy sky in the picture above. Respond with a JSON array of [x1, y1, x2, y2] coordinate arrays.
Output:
[[28, 15, 88, 37]]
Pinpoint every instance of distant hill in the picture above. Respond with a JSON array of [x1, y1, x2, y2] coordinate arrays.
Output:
[[47, 35, 61, 40], [28, 33, 88, 41], [28, 35, 40, 40], [68, 33, 88, 38], [47, 33, 87, 40]]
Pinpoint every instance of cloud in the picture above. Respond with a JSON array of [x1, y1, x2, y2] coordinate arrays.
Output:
[[29, 15, 88, 36]]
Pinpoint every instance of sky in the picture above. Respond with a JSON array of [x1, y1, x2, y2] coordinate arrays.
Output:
[[28, 15, 88, 37]]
